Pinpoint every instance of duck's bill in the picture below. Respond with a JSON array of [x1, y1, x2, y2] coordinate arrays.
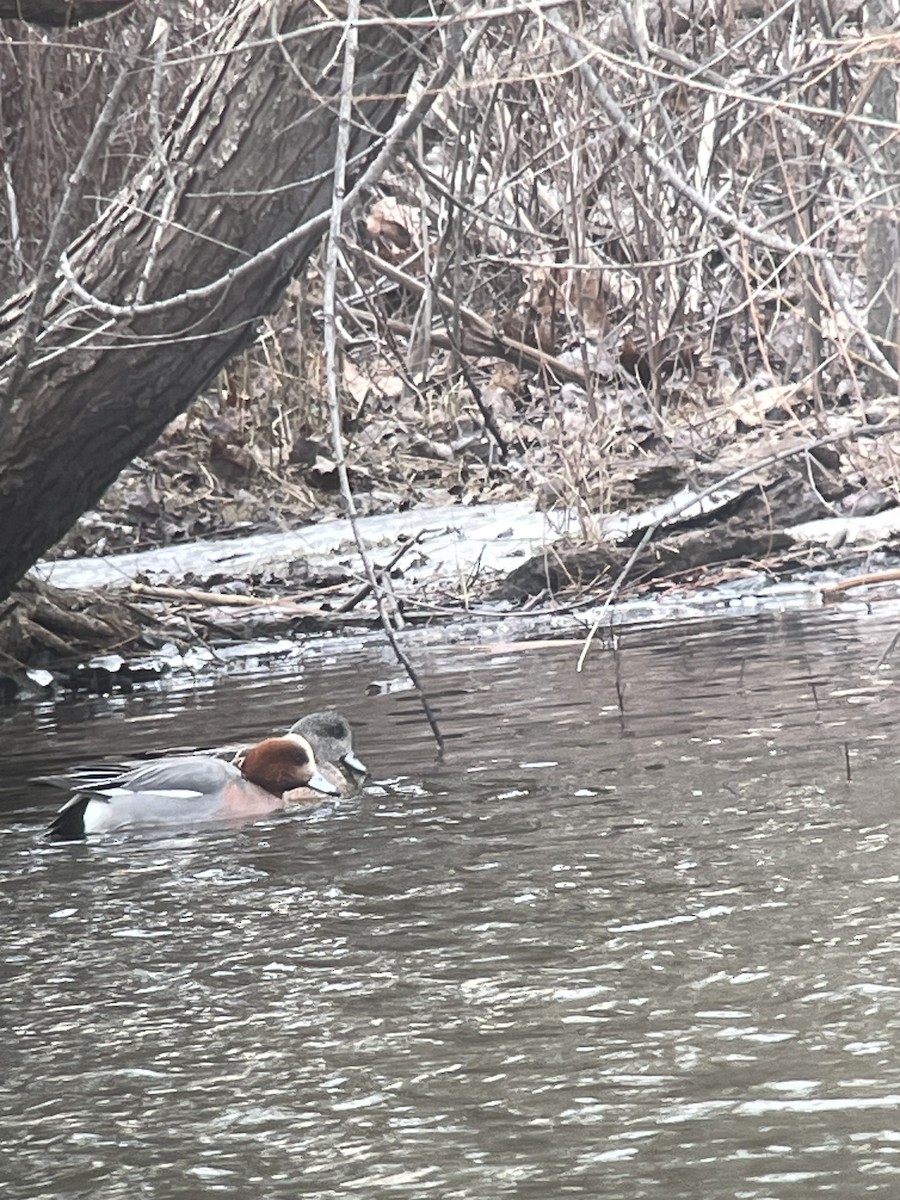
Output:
[[307, 768, 342, 798], [341, 751, 368, 778]]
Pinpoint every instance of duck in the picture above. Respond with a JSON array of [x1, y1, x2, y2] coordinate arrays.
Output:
[[47, 734, 339, 841]]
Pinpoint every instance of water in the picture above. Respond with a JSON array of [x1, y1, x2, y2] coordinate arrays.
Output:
[[3, 608, 900, 1198]]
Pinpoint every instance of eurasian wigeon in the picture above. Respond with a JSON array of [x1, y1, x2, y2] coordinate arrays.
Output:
[[231, 711, 368, 803], [47, 734, 339, 840]]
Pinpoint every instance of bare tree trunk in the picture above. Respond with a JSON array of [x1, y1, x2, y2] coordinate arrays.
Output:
[[0, 0, 436, 602]]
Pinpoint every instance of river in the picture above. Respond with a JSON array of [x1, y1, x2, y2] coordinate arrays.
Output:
[[2, 607, 900, 1198]]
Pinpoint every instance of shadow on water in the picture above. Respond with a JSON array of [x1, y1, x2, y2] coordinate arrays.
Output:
[[3, 607, 900, 1198]]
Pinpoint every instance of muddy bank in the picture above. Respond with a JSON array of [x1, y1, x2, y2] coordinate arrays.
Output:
[[4, 441, 899, 700]]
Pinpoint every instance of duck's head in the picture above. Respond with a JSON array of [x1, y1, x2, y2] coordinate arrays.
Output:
[[240, 735, 340, 798], [288, 711, 368, 780]]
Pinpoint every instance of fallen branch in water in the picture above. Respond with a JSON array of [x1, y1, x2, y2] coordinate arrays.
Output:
[[126, 582, 323, 612], [821, 568, 900, 599]]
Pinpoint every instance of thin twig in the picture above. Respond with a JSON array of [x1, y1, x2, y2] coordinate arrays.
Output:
[[875, 628, 900, 672], [438, 322, 510, 460], [336, 534, 419, 613], [321, 0, 444, 757]]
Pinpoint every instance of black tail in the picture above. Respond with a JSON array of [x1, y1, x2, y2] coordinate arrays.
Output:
[[46, 794, 90, 842]]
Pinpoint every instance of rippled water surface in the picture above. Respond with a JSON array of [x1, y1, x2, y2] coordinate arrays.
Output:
[[4, 609, 900, 1198]]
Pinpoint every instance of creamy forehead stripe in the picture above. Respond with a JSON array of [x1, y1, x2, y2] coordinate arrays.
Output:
[[284, 733, 316, 757]]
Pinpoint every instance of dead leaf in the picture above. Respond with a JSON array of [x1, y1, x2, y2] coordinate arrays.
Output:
[[209, 436, 255, 472], [366, 197, 426, 266]]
